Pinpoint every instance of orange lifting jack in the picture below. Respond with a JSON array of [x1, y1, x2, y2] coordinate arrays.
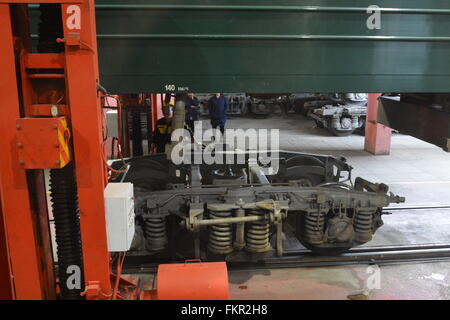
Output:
[[0, 0, 228, 300], [155, 260, 229, 300]]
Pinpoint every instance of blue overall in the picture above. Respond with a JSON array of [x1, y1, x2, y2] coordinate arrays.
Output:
[[184, 96, 200, 134], [208, 95, 228, 132]]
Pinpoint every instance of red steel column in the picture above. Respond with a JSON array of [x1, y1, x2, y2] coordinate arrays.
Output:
[[0, 4, 46, 299], [61, 1, 112, 298], [364, 93, 392, 155], [151, 94, 163, 130], [0, 195, 13, 300]]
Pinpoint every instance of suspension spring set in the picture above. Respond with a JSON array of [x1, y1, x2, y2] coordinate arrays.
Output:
[[207, 209, 234, 254], [303, 209, 326, 245], [353, 210, 374, 243], [144, 217, 168, 251], [205, 208, 273, 255], [245, 210, 271, 253]]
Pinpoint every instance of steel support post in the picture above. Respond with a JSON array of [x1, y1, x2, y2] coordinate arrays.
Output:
[[0, 4, 49, 299], [364, 93, 392, 155], [60, 0, 112, 298]]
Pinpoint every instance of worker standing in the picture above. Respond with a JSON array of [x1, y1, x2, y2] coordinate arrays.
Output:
[[208, 93, 228, 136], [151, 104, 173, 154], [184, 93, 200, 135]]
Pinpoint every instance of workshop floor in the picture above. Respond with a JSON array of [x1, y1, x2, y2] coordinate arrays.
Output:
[[218, 113, 450, 300]]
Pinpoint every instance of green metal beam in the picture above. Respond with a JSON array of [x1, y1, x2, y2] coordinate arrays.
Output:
[[29, 1, 450, 93], [98, 34, 450, 41], [94, 5, 450, 14]]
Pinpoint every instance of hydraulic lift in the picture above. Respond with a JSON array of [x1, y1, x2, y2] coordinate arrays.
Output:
[[0, 0, 114, 300], [0, 0, 227, 300]]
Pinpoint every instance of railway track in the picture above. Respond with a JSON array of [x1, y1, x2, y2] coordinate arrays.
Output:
[[234, 244, 450, 271], [122, 243, 450, 274], [383, 204, 450, 211], [122, 205, 450, 273]]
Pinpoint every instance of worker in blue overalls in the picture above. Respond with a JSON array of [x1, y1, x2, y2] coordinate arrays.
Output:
[[208, 93, 228, 135], [183, 93, 200, 135]]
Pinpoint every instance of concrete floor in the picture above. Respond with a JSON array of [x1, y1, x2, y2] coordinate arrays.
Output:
[[217, 113, 450, 300], [228, 263, 450, 300], [223, 114, 450, 184]]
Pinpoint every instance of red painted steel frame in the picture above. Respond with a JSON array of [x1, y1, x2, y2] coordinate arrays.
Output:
[[0, 4, 49, 299], [0, 196, 13, 300], [0, 0, 112, 299], [364, 93, 393, 155], [151, 94, 164, 131], [60, 1, 112, 298]]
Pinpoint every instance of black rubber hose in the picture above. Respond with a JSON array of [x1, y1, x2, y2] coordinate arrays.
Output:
[[39, 3, 85, 300], [50, 163, 85, 300]]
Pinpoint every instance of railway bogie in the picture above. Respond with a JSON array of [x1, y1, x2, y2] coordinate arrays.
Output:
[[111, 151, 404, 261]]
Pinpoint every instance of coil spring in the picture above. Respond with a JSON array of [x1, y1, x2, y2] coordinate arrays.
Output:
[[245, 210, 271, 253], [50, 163, 84, 300], [304, 210, 326, 244], [353, 211, 373, 243], [144, 217, 167, 252], [207, 210, 233, 254]]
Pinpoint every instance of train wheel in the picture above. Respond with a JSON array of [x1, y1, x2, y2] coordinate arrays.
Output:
[[273, 155, 327, 185], [327, 118, 355, 136], [296, 182, 354, 255], [293, 101, 308, 115], [296, 215, 353, 256], [314, 119, 325, 129], [328, 128, 355, 137], [303, 244, 353, 256]]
